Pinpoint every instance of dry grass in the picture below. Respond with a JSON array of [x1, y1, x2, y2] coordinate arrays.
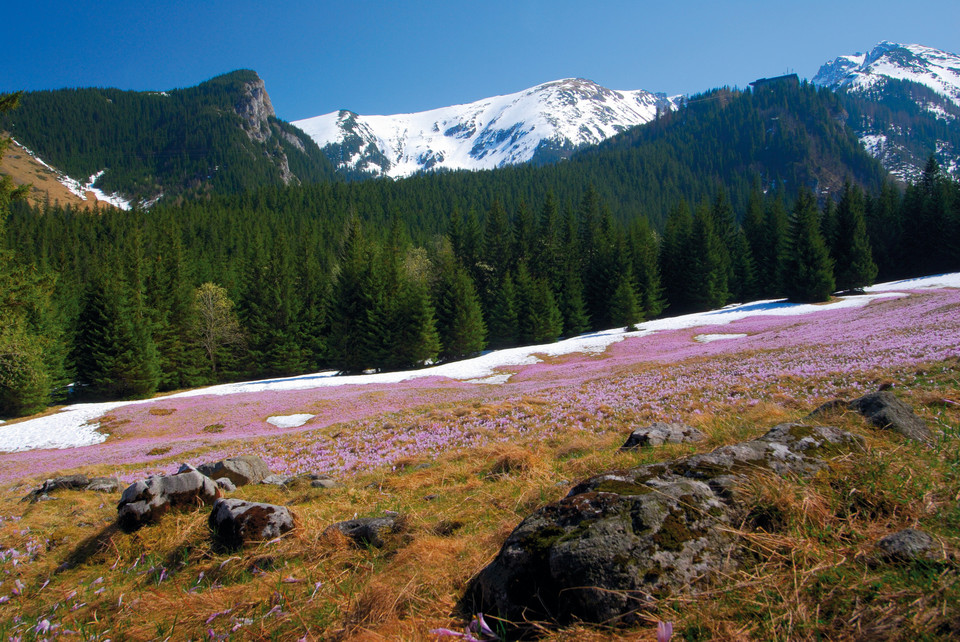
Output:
[[1, 359, 959, 640]]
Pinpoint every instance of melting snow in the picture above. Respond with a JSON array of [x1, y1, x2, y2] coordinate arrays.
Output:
[[2, 272, 958, 453], [695, 333, 748, 343], [266, 414, 315, 428]]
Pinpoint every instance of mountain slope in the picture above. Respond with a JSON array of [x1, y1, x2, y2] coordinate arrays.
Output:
[[293, 78, 676, 179], [0, 71, 337, 205], [813, 42, 960, 179]]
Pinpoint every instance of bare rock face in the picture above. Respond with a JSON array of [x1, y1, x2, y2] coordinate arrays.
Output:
[[849, 391, 932, 443], [461, 423, 864, 628], [197, 455, 272, 487], [235, 77, 276, 144], [209, 498, 295, 549], [620, 422, 706, 449], [117, 470, 220, 532]]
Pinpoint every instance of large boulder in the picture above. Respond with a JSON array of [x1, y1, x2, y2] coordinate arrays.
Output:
[[462, 423, 864, 628], [849, 391, 932, 443], [197, 455, 272, 487], [209, 498, 295, 549], [620, 422, 705, 449], [117, 470, 220, 532]]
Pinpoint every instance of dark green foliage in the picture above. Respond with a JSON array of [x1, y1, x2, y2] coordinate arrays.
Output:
[[433, 251, 487, 360], [609, 273, 641, 331], [687, 204, 730, 311], [785, 189, 836, 303], [514, 263, 563, 344], [832, 181, 878, 292], [72, 276, 160, 399], [486, 272, 519, 349], [0, 71, 336, 203]]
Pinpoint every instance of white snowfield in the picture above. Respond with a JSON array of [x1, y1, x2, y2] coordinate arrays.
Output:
[[2, 273, 958, 453], [293, 78, 674, 179]]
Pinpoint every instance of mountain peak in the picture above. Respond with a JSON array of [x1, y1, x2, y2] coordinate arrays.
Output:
[[293, 78, 676, 179], [813, 42, 960, 106]]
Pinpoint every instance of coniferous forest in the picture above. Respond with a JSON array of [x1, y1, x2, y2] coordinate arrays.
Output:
[[2, 82, 960, 418]]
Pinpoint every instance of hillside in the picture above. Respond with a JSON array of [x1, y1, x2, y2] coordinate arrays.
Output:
[[0, 275, 957, 639], [0, 71, 337, 205], [814, 42, 960, 180]]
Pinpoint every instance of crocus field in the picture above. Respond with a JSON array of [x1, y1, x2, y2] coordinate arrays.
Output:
[[2, 276, 958, 486], [1, 277, 959, 641]]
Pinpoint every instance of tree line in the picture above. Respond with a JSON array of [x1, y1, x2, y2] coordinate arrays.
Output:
[[3, 151, 958, 417]]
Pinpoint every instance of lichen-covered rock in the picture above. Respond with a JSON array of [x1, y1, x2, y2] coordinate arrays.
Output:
[[197, 455, 271, 487], [849, 391, 932, 443], [620, 422, 705, 449], [462, 423, 864, 627], [21, 474, 90, 503], [86, 477, 120, 493], [261, 472, 336, 489], [325, 516, 402, 548], [117, 470, 220, 532], [209, 499, 295, 549], [216, 477, 237, 493], [877, 528, 940, 562]]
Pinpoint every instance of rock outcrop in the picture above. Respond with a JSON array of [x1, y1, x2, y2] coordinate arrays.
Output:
[[462, 423, 864, 627], [849, 391, 932, 443], [209, 499, 295, 549], [620, 422, 705, 449], [197, 455, 272, 487], [21, 475, 121, 503], [117, 469, 220, 532]]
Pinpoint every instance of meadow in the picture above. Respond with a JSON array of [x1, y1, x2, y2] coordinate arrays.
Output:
[[0, 282, 958, 640]]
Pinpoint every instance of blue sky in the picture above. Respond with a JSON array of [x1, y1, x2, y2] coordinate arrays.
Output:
[[4, 0, 959, 121]]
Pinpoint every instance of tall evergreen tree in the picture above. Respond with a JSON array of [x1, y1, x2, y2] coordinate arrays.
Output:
[[785, 189, 835, 303], [433, 249, 487, 360], [833, 181, 878, 292]]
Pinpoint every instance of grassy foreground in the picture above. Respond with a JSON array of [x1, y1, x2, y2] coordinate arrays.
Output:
[[1, 292, 959, 640]]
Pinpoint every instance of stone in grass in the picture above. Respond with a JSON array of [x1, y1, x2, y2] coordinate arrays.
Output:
[[461, 423, 864, 629], [86, 477, 120, 493], [620, 422, 705, 449], [849, 391, 932, 443], [197, 455, 272, 487], [325, 515, 404, 548], [209, 498, 296, 549], [261, 473, 337, 489], [216, 478, 237, 493], [21, 474, 90, 503], [877, 528, 941, 562], [117, 469, 220, 532]]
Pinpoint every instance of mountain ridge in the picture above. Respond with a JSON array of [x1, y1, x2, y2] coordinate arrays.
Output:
[[293, 78, 677, 179]]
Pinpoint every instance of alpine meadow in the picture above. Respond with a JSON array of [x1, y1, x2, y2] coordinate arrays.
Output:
[[1, 35, 959, 641]]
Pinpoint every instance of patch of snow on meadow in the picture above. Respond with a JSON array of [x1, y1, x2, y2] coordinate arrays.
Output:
[[3, 272, 958, 453], [695, 333, 748, 343], [266, 414, 315, 428]]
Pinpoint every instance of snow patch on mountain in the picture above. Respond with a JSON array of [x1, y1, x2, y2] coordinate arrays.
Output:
[[11, 139, 132, 210], [293, 78, 676, 179]]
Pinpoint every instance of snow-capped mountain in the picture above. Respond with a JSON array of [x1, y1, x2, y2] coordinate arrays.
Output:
[[813, 42, 960, 180], [813, 42, 960, 107], [293, 78, 676, 179]]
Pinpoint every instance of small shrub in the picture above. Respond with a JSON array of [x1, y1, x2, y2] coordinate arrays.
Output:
[[202, 424, 225, 433]]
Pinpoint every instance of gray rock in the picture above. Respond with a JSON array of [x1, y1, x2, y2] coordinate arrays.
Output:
[[326, 516, 402, 548], [209, 498, 295, 549], [849, 391, 932, 443], [21, 474, 90, 503], [117, 470, 220, 532], [85, 477, 120, 493], [216, 478, 237, 493], [311, 478, 338, 489], [260, 474, 295, 486], [621, 422, 705, 449], [197, 455, 271, 487], [462, 423, 864, 628], [877, 528, 940, 562]]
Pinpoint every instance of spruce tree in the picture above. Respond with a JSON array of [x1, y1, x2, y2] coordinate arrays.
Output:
[[486, 271, 519, 349], [433, 250, 486, 360], [833, 181, 878, 292], [785, 189, 835, 303], [609, 273, 642, 331]]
